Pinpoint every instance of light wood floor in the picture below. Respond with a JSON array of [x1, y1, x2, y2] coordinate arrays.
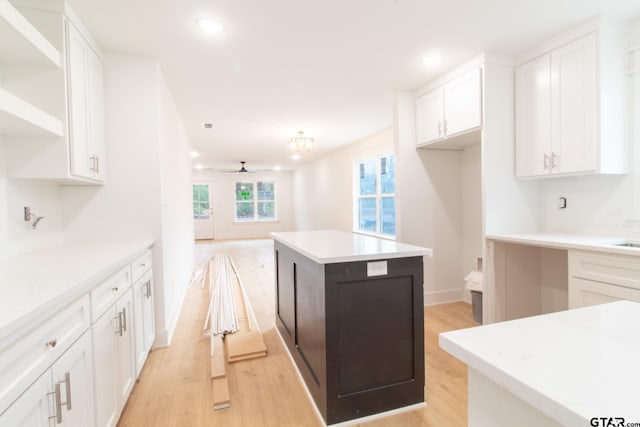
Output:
[[118, 239, 477, 427]]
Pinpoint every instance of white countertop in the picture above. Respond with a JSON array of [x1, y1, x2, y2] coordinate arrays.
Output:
[[440, 301, 640, 425], [486, 232, 640, 256], [0, 239, 152, 339], [270, 230, 433, 264]]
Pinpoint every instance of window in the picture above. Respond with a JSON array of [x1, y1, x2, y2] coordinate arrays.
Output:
[[235, 181, 276, 221], [192, 184, 210, 219], [354, 155, 395, 237]]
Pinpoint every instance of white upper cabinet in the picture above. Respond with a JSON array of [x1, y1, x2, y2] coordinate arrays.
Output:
[[515, 25, 627, 178], [416, 67, 482, 149], [515, 55, 552, 177], [2, 1, 106, 184], [416, 89, 443, 144], [66, 19, 105, 181]]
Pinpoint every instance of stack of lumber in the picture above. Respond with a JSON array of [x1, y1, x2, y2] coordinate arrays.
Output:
[[205, 253, 267, 410]]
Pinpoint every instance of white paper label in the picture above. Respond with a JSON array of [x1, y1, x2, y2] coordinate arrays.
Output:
[[367, 261, 388, 277]]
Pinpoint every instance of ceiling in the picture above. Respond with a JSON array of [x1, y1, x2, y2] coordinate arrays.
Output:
[[67, 0, 640, 172]]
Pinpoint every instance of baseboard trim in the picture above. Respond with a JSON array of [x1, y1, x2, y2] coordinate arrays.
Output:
[[424, 288, 464, 306]]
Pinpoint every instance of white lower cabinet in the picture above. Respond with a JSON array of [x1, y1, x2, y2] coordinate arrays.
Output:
[[0, 331, 94, 427], [133, 269, 155, 377], [93, 289, 135, 427], [0, 245, 152, 427], [569, 251, 640, 309]]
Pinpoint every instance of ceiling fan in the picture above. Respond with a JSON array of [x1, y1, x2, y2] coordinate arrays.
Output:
[[220, 161, 256, 173]]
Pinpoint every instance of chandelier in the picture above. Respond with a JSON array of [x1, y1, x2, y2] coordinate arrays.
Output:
[[288, 131, 315, 152]]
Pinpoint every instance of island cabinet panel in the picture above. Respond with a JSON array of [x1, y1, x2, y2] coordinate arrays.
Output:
[[326, 257, 424, 424], [274, 239, 424, 425], [275, 247, 297, 338]]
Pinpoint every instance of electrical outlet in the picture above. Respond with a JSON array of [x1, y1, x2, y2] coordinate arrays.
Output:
[[558, 197, 567, 209]]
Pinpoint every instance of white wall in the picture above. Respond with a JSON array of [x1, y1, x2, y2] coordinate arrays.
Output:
[[192, 169, 295, 239], [61, 54, 194, 346], [462, 143, 483, 302], [395, 91, 465, 304], [0, 137, 64, 259], [293, 128, 393, 231], [157, 65, 196, 343]]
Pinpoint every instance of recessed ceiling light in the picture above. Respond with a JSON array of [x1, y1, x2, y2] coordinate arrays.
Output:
[[274, 166, 281, 171], [201, 123, 214, 129], [291, 154, 300, 161], [190, 151, 200, 158], [197, 19, 223, 34], [194, 164, 204, 170], [421, 53, 442, 67]]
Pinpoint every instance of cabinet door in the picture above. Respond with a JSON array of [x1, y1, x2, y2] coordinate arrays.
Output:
[[51, 331, 95, 427], [0, 372, 52, 427], [133, 273, 154, 377], [142, 275, 155, 356], [569, 277, 640, 309], [93, 307, 119, 427], [87, 47, 105, 181], [444, 67, 482, 137], [551, 33, 597, 174], [66, 21, 91, 180], [415, 88, 444, 146], [115, 290, 135, 411], [515, 55, 552, 177]]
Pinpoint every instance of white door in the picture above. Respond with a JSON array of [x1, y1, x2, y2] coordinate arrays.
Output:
[[115, 290, 135, 412], [551, 32, 597, 175], [0, 371, 52, 427], [92, 307, 118, 427], [515, 54, 552, 177], [193, 182, 215, 239], [415, 88, 444, 146], [444, 67, 482, 137], [52, 331, 95, 427]]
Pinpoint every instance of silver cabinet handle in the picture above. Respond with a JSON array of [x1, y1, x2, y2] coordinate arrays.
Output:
[[89, 155, 96, 172], [56, 372, 72, 411], [121, 308, 127, 332], [443, 119, 448, 135], [543, 153, 550, 170], [551, 152, 558, 169], [144, 280, 152, 298], [96, 156, 100, 174], [114, 313, 123, 336], [47, 383, 63, 424], [437, 121, 442, 136]]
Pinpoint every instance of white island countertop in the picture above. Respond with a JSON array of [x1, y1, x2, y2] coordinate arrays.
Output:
[[0, 239, 152, 339], [486, 232, 640, 256], [270, 230, 433, 264], [440, 301, 640, 425]]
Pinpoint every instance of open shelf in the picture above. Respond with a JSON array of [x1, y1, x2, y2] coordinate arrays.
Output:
[[0, 86, 63, 137], [0, 0, 61, 67]]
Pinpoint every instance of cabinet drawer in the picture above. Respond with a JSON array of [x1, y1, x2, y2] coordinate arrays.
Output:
[[131, 249, 152, 283], [91, 266, 130, 323], [569, 277, 640, 309], [569, 251, 640, 290], [0, 295, 90, 413]]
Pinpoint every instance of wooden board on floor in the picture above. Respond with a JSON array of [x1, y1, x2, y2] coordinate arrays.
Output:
[[211, 334, 226, 379], [223, 255, 268, 363], [212, 376, 230, 409], [225, 331, 267, 362]]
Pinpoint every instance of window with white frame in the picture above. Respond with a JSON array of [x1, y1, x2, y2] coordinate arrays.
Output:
[[235, 181, 276, 221], [354, 154, 395, 237]]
